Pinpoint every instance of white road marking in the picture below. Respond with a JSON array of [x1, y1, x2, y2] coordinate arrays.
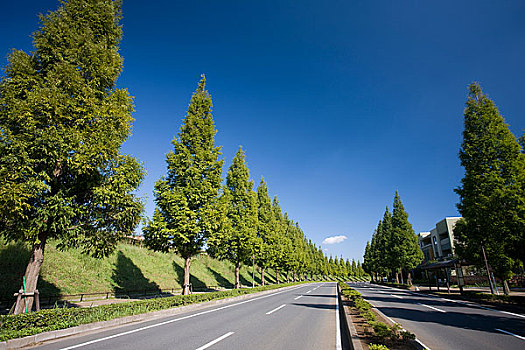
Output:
[[294, 295, 303, 300], [335, 286, 342, 350], [266, 304, 286, 315], [495, 328, 525, 340], [57, 285, 304, 350], [418, 303, 446, 313], [501, 311, 525, 319], [390, 294, 403, 299], [195, 332, 234, 350], [306, 290, 312, 294]]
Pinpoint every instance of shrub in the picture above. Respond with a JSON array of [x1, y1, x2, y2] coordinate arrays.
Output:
[[361, 310, 376, 322], [354, 297, 371, 311], [401, 330, 416, 341], [0, 282, 302, 341], [369, 344, 389, 350], [373, 321, 393, 340]]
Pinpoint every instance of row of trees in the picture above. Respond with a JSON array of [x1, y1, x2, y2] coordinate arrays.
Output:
[[363, 192, 423, 284], [326, 256, 366, 278], [141, 75, 334, 294], [454, 83, 525, 294]]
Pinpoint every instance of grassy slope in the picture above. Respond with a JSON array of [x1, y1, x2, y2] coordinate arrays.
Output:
[[0, 238, 278, 301]]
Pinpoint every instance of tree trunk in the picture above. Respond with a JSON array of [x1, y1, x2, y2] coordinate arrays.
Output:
[[261, 267, 265, 286], [286, 271, 290, 283], [503, 279, 511, 295], [395, 272, 400, 284], [234, 262, 241, 289], [276, 267, 280, 284], [407, 271, 412, 286], [14, 234, 47, 314], [182, 256, 191, 295], [399, 268, 405, 284], [293, 271, 296, 282]]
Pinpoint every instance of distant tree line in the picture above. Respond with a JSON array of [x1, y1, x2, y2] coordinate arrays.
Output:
[[363, 192, 423, 285]]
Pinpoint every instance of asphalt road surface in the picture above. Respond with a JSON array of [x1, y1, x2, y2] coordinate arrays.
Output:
[[348, 282, 525, 350], [31, 283, 342, 350]]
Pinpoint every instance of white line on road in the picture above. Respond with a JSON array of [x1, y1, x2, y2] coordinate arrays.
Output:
[[306, 290, 312, 294], [495, 328, 525, 340], [390, 294, 403, 299], [294, 295, 303, 300], [195, 332, 235, 350], [418, 303, 446, 313], [335, 286, 342, 350], [57, 285, 304, 350], [501, 311, 525, 319], [266, 304, 286, 315]]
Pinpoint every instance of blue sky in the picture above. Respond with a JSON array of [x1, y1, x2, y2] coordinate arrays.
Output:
[[2, 0, 524, 262]]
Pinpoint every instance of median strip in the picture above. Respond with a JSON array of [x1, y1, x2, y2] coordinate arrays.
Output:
[[195, 332, 235, 350], [266, 304, 286, 315]]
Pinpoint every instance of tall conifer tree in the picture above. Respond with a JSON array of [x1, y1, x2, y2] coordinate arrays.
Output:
[[143, 75, 223, 295], [0, 0, 144, 313], [391, 191, 423, 284], [208, 147, 257, 288], [255, 178, 278, 285], [455, 83, 525, 294]]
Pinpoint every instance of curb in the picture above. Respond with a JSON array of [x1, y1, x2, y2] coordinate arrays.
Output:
[[0, 284, 302, 350], [337, 285, 363, 350]]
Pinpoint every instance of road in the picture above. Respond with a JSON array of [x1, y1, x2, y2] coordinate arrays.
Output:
[[31, 283, 342, 350], [348, 282, 525, 350]]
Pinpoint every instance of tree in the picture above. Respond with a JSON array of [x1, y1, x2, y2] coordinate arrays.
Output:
[[255, 178, 278, 285], [455, 83, 525, 294], [391, 191, 423, 284], [272, 196, 292, 282], [142, 75, 223, 295], [0, 0, 144, 313], [208, 147, 258, 288]]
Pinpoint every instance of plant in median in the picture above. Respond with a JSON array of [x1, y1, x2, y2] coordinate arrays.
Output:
[[372, 321, 393, 340], [401, 330, 416, 341], [361, 310, 377, 322], [369, 344, 390, 350], [354, 297, 371, 311]]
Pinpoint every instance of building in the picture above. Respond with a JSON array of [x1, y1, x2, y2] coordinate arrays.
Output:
[[418, 217, 461, 263]]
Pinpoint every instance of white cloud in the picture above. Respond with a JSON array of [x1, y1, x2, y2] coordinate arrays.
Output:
[[322, 235, 347, 245]]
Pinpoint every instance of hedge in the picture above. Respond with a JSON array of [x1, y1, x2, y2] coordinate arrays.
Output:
[[0, 282, 304, 341]]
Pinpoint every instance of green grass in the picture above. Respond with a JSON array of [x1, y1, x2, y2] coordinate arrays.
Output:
[[0, 238, 282, 303]]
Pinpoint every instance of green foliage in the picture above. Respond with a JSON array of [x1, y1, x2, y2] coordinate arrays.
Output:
[[0, 282, 304, 341], [392, 192, 423, 272], [208, 147, 257, 286], [455, 83, 525, 282], [0, 238, 287, 301], [354, 297, 372, 311], [364, 192, 423, 281], [361, 310, 377, 322], [143, 75, 223, 260], [372, 321, 393, 339], [400, 330, 416, 340], [255, 178, 281, 272], [0, 0, 144, 256], [369, 344, 389, 350]]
